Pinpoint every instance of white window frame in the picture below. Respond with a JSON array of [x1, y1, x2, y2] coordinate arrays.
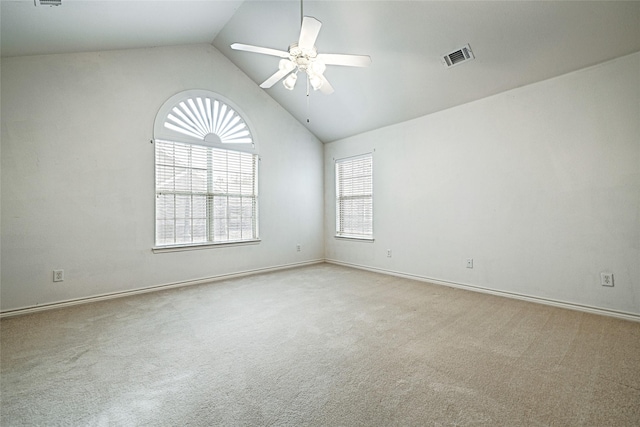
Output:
[[335, 153, 374, 241], [152, 90, 259, 251]]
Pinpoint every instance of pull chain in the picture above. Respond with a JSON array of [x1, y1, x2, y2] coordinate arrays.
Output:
[[306, 75, 310, 123], [301, 0, 310, 123]]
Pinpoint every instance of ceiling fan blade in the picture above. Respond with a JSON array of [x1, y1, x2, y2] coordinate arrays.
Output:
[[317, 53, 372, 67], [259, 68, 293, 89], [298, 16, 322, 51], [231, 43, 289, 58], [318, 75, 334, 95]]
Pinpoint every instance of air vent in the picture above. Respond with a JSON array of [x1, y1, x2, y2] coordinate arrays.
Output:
[[34, 0, 62, 6], [442, 44, 475, 68]]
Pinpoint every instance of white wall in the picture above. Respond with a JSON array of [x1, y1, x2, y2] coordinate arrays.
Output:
[[3, 46, 638, 317], [325, 52, 640, 316], [1, 44, 324, 312]]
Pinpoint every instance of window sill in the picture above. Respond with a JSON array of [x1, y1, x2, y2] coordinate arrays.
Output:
[[153, 239, 261, 253], [334, 235, 375, 243]]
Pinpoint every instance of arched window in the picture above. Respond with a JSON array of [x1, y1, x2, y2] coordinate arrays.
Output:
[[153, 90, 258, 248]]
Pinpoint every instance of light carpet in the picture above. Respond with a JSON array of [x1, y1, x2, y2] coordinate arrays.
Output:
[[1, 263, 639, 426]]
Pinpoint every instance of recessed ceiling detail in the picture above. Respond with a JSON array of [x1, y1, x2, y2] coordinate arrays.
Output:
[[442, 44, 475, 68]]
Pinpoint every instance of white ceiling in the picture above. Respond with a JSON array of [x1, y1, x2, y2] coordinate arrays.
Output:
[[2, 0, 640, 143], [0, 0, 243, 57]]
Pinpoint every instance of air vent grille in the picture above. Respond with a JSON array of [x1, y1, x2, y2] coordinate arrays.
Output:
[[442, 44, 475, 68], [35, 0, 62, 6]]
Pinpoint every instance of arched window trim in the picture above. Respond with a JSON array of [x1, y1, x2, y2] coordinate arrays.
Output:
[[153, 89, 257, 154], [153, 90, 260, 251]]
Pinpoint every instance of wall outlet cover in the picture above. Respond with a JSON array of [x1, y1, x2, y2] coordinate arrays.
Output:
[[600, 272, 614, 287]]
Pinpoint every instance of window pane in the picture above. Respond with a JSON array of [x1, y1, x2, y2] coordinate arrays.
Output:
[[173, 167, 192, 192], [192, 196, 207, 219], [175, 195, 192, 219], [226, 172, 239, 194], [173, 145, 191, 168], [156, 220, 175, 245], [156, 165, 175, 192], [213, 217, 228, 241], [191, 145, 208, 169], [156, 194, 175, 219], [192, 219, 207, 242], [241, 173, 254, 195], [175, 219, 192, 243], [192, 169, 207, 193]]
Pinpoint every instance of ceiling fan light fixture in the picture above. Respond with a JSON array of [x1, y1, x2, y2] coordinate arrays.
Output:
[[309, 60, 326, 75], [309, 74, 324, 91], [283, 72, 298, 90], [231, 15, 370, 96]]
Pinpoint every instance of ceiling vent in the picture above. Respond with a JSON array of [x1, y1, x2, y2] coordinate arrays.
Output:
[[442, 44, 474, 68], [34, 0, 62, 6]]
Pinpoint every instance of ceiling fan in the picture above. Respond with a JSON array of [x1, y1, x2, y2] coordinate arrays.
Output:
[[230, 15, 371, 95]]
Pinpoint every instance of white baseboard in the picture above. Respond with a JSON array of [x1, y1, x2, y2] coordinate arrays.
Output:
[[0, 259, 324, 318], [326, 259, 640, 323], [4, 259, 638, 323]]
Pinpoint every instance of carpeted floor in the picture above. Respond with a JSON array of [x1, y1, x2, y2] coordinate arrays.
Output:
[[1, 263, 639, 426]]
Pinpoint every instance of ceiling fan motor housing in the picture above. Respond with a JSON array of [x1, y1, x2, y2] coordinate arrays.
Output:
[[286, 43, 326, 91], [288, 43, 318, 71]]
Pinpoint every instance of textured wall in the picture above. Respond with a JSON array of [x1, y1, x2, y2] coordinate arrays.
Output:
[[1, 44, 324, 311], [325, 52, 640, 315]]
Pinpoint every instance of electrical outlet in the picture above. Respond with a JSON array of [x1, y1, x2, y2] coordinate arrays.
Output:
[[387, 249, 392, 258], [53, 269, 64, 282], [296, 244, 301, 252], [466, 258, 473, 269], [600, 272, 614, 287]]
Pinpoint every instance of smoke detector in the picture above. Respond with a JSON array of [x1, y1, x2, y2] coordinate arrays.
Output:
[[442, 44, 475, 68], [34, 0, 62, 6]]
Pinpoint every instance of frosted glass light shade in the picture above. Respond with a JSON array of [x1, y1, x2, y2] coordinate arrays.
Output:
[[309, 74, 323, 90], [283, 73, 298, 90]]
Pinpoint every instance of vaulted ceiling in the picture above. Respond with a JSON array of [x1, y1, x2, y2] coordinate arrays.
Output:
[[2, 1, 640, 143]]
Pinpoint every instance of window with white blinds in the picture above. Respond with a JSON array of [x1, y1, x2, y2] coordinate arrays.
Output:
[[153, 91, 258, 249], [335, 154, 373, 239], [155, 140, 258, 246]]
